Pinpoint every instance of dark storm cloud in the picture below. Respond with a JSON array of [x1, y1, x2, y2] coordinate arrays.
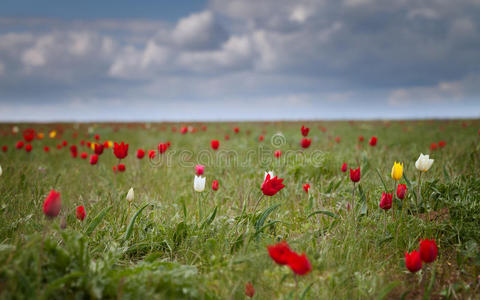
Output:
[[0, 0, 479, 120]]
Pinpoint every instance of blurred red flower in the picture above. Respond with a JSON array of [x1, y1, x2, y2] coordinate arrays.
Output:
[[90, 154, 98, 165], [350, 167, 361, 183], [211, 140, 220, 150], [212, 180, 219, 191], [419, 239, 438, 263], [113, 142, 128, 159], [301, 125, 309, 137], [43, 190, 61, 218], [341, 163, 348, 172], [300, 138, 311, 148], [136, 149, 145, 159], [369, 136, 377, 146], [405, 250, 422, 273], [76, 206, 86, 221], [397, 184, 407, 200]]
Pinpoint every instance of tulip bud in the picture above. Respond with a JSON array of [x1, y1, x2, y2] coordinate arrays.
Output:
[[303, 183, 310, 193], [126, 188, 134, 202], [405, 250, 422, 273], [274, 150, 282, 158], [43, 190, 61, 218], [391, 162, 403, 181], [77, 206, 86, 221], [245, 282, 255, 298], [195, 164, 205, 175], [419, 239, 438, 263], [212, 180, 219, 191], [369, 136, 377, 146], [194, 175, 206, 192], [341, 163, 347, 172], [397, 184, 407, 200]]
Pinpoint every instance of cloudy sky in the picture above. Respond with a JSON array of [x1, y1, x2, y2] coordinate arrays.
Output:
[[1, 0, 479, 121]]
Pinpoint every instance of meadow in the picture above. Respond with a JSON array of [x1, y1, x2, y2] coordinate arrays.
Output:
[[0, 120, 479, 299]]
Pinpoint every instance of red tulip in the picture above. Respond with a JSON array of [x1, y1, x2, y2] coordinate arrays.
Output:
[[430, 143, 438, 151], [76, 205, 86, 221], [80, 152, 87, 159], [2, 145, 7, 152], [103, 141, 110, 148], [369, 136, 377, 146], [358, 135, 364, 142], [195, 164, 205, 175], [112, 165, 117, 173], [379, 192, 393, 210], [301, 125, 309, 137], [224, 134, 230, 140], [43, 190, 61, 218], [287, 252, 312, 275], [94, 134, 100, 140], [259, 135, 264, 142], [267, 241, 292, 265], [234, 127, 239, 134], [419, 239, 438, 263], [180, 126, 188, 134], [113, 142, 128, 159], [70, 146, 78, 158], [438, 140, 446, 148], [16, 141, 24, 149], [44, 146, 50, 152], [118, 163, 126, 172], [303, 183, 310, 193], [300, 138, 311, 148], [80, 140, 85, 146], [62, 140, 68, 147], [397, 184, 407, 200], [274, 150, 282, 158], [136, 149, 145, 159], [212, 180, 219, 191], [211, 140, 220, 150], [335, 136, 341, 143], [261, 174, 285, 196], [90, 154, 98, 165], [350, 167, 361, 183], [56, 144, 62, 150], [148, 150, 156, 159], [405, 250, 422, 273], [94, 144, 104, 155], [245, 282, 255, 298], [23, 128, 35, 142], [158, 143, 167, 154], [25, 144, 32, 152], [341, 163, 348, 172]]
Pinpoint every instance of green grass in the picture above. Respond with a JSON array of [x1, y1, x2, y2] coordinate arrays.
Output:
[[0, 120, 479, 299]]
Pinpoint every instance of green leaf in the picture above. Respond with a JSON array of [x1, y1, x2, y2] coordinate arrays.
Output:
[[375, 168, 388, 192], [42, 271, 84, 299], [376, 280, 401, 300], [307, 210, 338, 219], [124, 203, 150, 241], [173, 221, 188, 246], [300, 282, 314, 300], [255, 203, 280, 232], [201, 206, 217, 229], [85, 206, 112, 236], [423, 267, 436, 300]]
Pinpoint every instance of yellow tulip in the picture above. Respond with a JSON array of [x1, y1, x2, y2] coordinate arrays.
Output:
[[49, 130, 57, 138], [391, 162, 403, 181], [107, 141, 113, 148]]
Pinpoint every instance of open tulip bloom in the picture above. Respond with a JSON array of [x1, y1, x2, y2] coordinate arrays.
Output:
[[415, 153, 434, 213]]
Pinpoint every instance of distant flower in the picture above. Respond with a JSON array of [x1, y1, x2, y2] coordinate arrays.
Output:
[[112, 165, 117, 173], [195, 164, 205, 175], [43, 190, 61, 218], [148, 150, 156, 159], [303, 183, 310, 193], [70, 145, 78, 158], [419, 239, 438, 263], [211, 140, 220, 150], [90, 154, 98, 165], [379, 192, 393, 210], [369, 136, 377, 146], [397, 184, 407, 200], [44, 146, 50, 152], [300, 138, 311, 148], [94, 134, 100, 140], [62, 140, 68, 147], [335, 136, 341, 143], [287, 251, 312, 275], [25, 144, 32, 153], [224, 135, 230, 140], [430, 143, 438, 151], [391, 162, 403, 181], [301, 125, 309, 137], [80, 152, 87, 159], [1, 146, 7, 152], [350, 167, 361, 183], [180, 126, 188, 134], [126, 187, 134, 202], [194, 175, 206, 192], [245, 282, 255, 298], [341, 163, 348, 173], [358, 135, 364, 142], [23, 128, 35, 142], [37, 132, 44, 139], [49, 130, 56, 138], [415, 153, 434, 172], [94, 144, 104, 155], [113, 142, 128, 159], [76, 206, 86, 221], [136, 149, 145, 159], [12, 126, 19, 134], [267, 241, 292, 265], [15, 141, 24, 149], [261, 173, 285, 196], [405, 250, 422, 273], [118, 163, 126, 172], [234, 127, 240, 134], [438, 140, 446, 148], [212, 180, 219, 191], [274, 150, 282, 158], [158, 143, 168, 154], [259, 135, 264, 142]]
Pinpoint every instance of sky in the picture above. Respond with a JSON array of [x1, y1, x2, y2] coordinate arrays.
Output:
[[0, 0, 479, 121]]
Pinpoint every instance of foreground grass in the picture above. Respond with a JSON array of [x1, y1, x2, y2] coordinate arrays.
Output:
[[0, 120, 479, 299]]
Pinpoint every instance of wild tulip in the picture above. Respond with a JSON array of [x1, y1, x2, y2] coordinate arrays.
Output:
[[158, 143, 167, 154], [194, 175, 206, 192], [113, 142, 128, 159], [80, 152, 87, 159], [2, 146, 7, 152], [76, 206, 86, 221], [90, 154, 98, 165], [94, 144, 104, 155], [261, 174, 285, 196], [397, 184, 407, 200], [148, 150, 156, 159], [118, 164, 126, 172], [391, 162, 403, 181], [23, 128, 35, 142], [419, 239, 438, 263], [341, 163, 347, 172], [335, 136, 341, 143], [259, 135, 264, 141], [56, 144, 62, 150], [212, 180, 219, 191], [224, 134, 230, 140], [112, 165, 117, 173], [264, 171, 275, 180], [94, 134, 100, 140], [25, 144, 32, 153], [180, 126, 188, 134], [438, 140, 446, 148], [234, 127, 239, 133], [245, 282, 255, 298], [303, 183, 310, 193], [211, 140, 220, 150], [136, 149, 145, 159], [430, 143, 438, 151], [358, 135, 364, 142], [287, 252, 312, 275], [267, 241, 292, 265], [62, 140, 68, 147], [300, 138, 311, 148], [126, 187, 134, 202], [350, 167, 361, 183], [369, 136, 377, 146], [44, 146, 50, 152], [415, 154, 434, 172], [43, 190, 61, 218], [405, 250, 422, 273], [301, 125, 309, 137], [274, 150, 282, 158], [379, 192, 393, 210], [195, 164, 205, 175], [16, 141, 24, 149]]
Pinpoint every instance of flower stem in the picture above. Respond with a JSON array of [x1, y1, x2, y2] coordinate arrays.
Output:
[[252, 194, 264, 214]]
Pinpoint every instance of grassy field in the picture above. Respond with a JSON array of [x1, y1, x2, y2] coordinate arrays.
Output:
[[0, 120, 479, 299]]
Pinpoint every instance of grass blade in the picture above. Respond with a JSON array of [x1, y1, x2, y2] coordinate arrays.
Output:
[[85, 206, 112, 236], [124, 203, 150, 241]]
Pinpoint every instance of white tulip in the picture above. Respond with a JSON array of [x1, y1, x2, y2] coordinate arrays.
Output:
[[415, 153, 434, 172], [126, 187, 134, 202], [194, 175, 206, 192], [12, 126, 19, 134], [264, 171, 275, 180]]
